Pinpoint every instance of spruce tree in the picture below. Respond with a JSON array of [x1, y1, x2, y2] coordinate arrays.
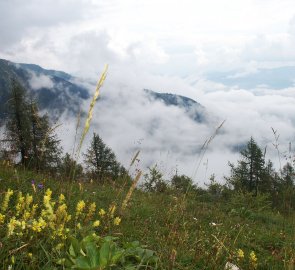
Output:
[[5, 79, 31, 166], [171, 174, 194, 193], [5, 79, 62, 171], [227, 137, 266, 195], [59, 153, 83, 180], [143, 165, 167, 192], [84, 133, 124, 181]]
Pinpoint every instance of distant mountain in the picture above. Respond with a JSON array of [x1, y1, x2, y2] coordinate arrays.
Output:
[[0, 59, 207, 126], [207, 66, 295, 89], [144, 89, 206, 123], [0, 59, 90, 122]]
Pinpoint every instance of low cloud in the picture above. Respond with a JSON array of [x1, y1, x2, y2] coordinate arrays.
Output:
[[28, 72, 54, 90], [54, 67, 295, 186]]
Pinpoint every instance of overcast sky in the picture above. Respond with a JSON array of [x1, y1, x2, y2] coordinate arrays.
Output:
[[1, 0, 295, 75], [1, 0, 295, 183]]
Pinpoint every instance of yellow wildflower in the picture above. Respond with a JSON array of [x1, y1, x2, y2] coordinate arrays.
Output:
[[99, 208, 106, 217], [45, 188, 52, 198], [93, 220, 100, 227], [25, 194, 33, 208], [0, 213, 5, 224], [113, 217, 121, 226], [31, 204, 38, 217], [27, 253, 33, 259], [237, 248, 244, 260], [43, 195, 50, 205], [23, 211, 31, 220], [20, 220, 26, 230], [109, 204, 116, 217], [1, 189, 14, 212], [32, 217, 47, 232], [15, 192, 25, 215], [76, 223, 81, 229], [76, 200, 86, 217], [59, 194, 65, 203], [7, 217, 18, 236], [249, 251, 258, 269], [55, 204, 69, 224], [86, 202, 96, 220]]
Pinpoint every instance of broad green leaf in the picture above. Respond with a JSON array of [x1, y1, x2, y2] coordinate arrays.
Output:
[[99, 241, 111, 267], [85, 241, 100, 267], [110, 249, 124, 264], [69, 244, 77, 258], [70, 236, 81, 256], [74, 256, 91, 269]]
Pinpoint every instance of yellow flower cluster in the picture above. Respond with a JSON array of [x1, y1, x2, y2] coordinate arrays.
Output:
[[93, 220, 100, 227], [76, 200, 86, 216], [249, 251, 258, 268], [58, 194, 65, 203], [99, 208, 106, 216], [237, 248, 244, 260], [109, 204, 116, 217], [113, 217, 121, 226], [0, 187, 122, 247], [0, 213, 5, 224], [32, 218, 46, 232], [86, 202, 96, 221], [1, 189, 14, 212]]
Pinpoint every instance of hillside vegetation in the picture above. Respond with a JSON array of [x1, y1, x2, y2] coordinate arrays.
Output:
[[0, 163, 294, 269]]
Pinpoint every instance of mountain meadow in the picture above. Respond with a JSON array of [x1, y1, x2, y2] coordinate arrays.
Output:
[[0, 61, 295, 270]]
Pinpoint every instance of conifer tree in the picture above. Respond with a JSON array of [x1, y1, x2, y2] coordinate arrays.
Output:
[[5, 79, 31, 166], [5, 78, 62, 171], [171, 174, 194, 193], [84, 133, 124, 181], [143, 165, 167, 192], [227, 137, 266, 195], [281, 162, 295, 187], [59, 153, 83, 180]]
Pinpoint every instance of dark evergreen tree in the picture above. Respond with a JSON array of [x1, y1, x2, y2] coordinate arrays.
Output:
[[281, 162, 295, 187], [27, 101, 62, 170], [84, 133, 124, 181], [143, 165, 167, 192], [171, 174, 194, 193], [227, 137, 266, 195], [59, 153, 83, 180], [5, 79, 62, 171], [5, 79, 31, 166]]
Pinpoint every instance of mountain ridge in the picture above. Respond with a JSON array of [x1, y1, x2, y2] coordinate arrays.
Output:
[[0, 59, 207, 124]]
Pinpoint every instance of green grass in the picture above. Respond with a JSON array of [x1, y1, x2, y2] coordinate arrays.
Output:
[[0, 164, 294, 269]]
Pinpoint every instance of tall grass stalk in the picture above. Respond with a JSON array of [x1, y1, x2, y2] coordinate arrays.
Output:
[[121, 170, 142, 212], [271, 127, 282, 174], [191, 120, 226, 181], [77, 65, 108, 157], [71, 65, 108, 182], [115, 150, 141, 202]]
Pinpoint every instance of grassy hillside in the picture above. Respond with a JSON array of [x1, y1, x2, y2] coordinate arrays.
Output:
[[0, 163, 294, 269]]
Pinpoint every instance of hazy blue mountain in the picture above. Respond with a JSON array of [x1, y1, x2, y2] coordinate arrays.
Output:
[[0, 59, 207, 126], [0, 59, 90, 122], [18, 63, 72, 81], [207, 66, 295, 89], [144, 89, 206, 123]]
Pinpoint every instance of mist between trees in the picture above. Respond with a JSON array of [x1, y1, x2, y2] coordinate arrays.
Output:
[[0, 77, 295, 213]]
